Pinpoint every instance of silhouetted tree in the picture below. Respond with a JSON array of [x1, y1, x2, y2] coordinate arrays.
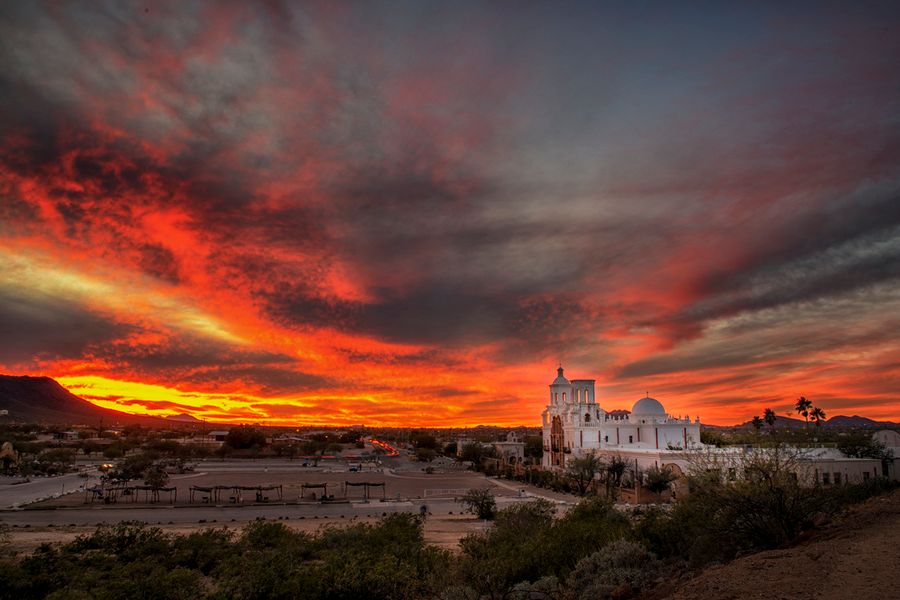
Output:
[[810, 406, 826, 427], [764, 408, 777, 430], [566, 455, 601, 496], [224, 426, 267, 450], [644, 466, 677, 501], [795, 396, 812, 427]]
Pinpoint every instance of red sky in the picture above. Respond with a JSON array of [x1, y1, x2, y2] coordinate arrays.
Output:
[[1, 2, 899, 426]]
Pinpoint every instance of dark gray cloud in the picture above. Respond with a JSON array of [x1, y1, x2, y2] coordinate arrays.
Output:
[[0, 289, 134, 365]]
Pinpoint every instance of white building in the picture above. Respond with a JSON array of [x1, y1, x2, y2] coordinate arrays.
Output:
[[541, 367, 701, 470], [493, 431, 526, 465], [538, 367, 893, 492]]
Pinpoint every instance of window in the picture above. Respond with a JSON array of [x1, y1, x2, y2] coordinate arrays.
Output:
[[584, 413, 591, 423], [554, 393, 558, 402], [628, 435, 633, 443], [562, 392, 567, 402], [834, 473, 841, 485], [604, 435, 609, 443], [822, 473, 831, 485]]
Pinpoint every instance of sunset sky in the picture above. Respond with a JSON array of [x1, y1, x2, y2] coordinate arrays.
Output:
[[1, 1, 899, 426]]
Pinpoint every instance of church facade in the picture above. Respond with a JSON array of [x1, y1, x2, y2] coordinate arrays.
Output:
[[540, 367, 701, 470]]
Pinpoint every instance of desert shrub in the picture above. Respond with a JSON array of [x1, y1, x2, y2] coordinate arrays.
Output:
[[460, 488, 497, 520], [823, 477, 900, 509], [457, 498, 632, 599], [632, 507, 686, 560], [566, 540, 660, 600], [509, 575, 562, 600], [539, 497, 632, 578], [457, 501, 557, 598], [170, 528, 235, 574]]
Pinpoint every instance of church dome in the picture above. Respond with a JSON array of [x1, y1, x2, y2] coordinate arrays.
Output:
[[551, 366, 570, 386], [631, 396, 666, 415]]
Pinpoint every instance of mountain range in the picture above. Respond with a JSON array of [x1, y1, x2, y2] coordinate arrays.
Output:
[[736, 414, 899, 429]]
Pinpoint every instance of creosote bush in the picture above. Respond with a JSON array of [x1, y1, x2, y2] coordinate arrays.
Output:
[[566, 540, 660, 600]]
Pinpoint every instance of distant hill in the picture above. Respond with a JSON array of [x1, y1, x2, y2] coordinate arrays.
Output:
[[736, 414, 898, 429], [166, 413, 202, 423], [0, 375, 167, 426], [825, 415, 899, 428]]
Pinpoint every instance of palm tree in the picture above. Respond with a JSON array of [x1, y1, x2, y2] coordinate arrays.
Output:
[[795, 396, 812, 427], [763, 408, 777, 430], [810, 406, 826, 427], [751, 416, 763, 432]]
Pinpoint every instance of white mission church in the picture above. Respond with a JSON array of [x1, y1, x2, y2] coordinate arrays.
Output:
[[541, 367, 701, 470]]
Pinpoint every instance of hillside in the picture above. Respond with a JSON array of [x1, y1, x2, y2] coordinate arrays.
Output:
[[668, 489, 900, 600], [0, 375, 166, 426]]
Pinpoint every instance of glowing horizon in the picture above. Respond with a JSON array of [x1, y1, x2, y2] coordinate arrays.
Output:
[[2, 2, 899, 427]]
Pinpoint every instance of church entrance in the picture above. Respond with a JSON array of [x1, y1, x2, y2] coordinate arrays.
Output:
[[551, 416, 565, 467]]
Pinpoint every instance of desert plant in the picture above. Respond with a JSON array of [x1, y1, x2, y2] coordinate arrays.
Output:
[[460, 488, 497, 520], [566, 540, 660, 600]]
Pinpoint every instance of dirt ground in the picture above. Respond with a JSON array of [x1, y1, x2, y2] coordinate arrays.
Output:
[[666, 489, 900, 600], [28, 467, 523, 508]]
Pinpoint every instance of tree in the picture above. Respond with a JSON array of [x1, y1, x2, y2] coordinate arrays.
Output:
[[459, 442, 496, 465], [77, 440, 100, 457], [109, 453, 156, 482], [144, 466, 170, 489], [524, 435, 543, 460], [700, 429, 726, 447], [810, 406, 826, 427], [415, 447, 436, 462], [678, 443, 830, 560], [411, 433, 437, 450], [751, 416, 763, 432], [764, 408, 777, 429], [566, 454, 601, 496], [224, 426, 267, 450], [103, 443, 125, 459], [644, 466, 677, 500], [602, 455, 628, 499], [301, 439, 327, 465], [795, 396, 812, 427], [460, 488, 497, 520], [837, 433, 892, 460]]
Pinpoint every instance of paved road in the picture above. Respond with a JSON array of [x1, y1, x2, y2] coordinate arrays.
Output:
[[0, 472, 99, 509]]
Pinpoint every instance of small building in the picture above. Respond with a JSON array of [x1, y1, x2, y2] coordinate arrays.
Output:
[[493, 431, 526, 465], [208, 431, 230, 443]]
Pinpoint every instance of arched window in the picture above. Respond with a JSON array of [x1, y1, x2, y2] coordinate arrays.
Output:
[[583, 389, 589, 402], [562, 392, 567, 402], [584, 413, 591, 423], [554, 393, 559, 402]]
